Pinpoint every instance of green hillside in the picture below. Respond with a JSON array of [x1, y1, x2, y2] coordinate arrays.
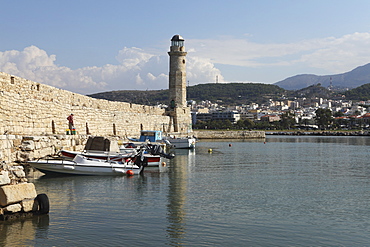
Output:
[[89, 83, 286, 106], [344, 83, 370, 100], [88, 82, 370, 106]]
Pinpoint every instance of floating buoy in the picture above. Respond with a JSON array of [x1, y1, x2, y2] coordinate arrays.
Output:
[[229, 144, 232, 147], [126, 170, 134, 176], [264, 142, 266, 144], [208, 148, 213, 153], [162, 162, 167, 167]]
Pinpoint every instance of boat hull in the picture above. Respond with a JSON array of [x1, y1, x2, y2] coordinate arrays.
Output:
[[28, 156, 142, 176], [60, 150, 162, 167], [167, 138, 196, 149]]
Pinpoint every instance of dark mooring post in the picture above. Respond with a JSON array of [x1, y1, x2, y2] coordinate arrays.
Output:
[[51, 120, 56, 134], [113, 123, 117, 136]]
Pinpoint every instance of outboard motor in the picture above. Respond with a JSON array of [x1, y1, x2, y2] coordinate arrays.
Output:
[[134, 154, 148, 168], [148, 145, 175, 159]]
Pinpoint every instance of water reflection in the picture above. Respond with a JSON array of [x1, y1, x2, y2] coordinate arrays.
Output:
[[266, 135, 370, 146], [166, 149, 195, 245], [0, 214, 49, 246]]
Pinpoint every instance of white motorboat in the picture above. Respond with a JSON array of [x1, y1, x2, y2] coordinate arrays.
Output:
[[129, 130, 196, 149], [163, 136, 196, 149], [27, 154, 145, 176]]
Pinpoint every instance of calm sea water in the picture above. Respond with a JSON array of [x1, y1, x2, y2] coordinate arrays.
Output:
[[2, 136, 370, 246]]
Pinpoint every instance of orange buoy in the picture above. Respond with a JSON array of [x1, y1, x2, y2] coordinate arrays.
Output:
[[229, 144, 232, 147], [126, 170, 134, 176]]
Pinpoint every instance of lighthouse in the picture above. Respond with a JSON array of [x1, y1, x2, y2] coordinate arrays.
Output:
[[168, 34, 187, 108], [166, 35, 192, 133]]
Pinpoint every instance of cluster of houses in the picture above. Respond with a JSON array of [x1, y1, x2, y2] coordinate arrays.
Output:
[[189, 97, 370, 129]]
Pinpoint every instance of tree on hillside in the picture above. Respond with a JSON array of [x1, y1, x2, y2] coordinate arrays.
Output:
[[279, 111, 296, 129], [315, 108, 332, 129], [344, 83, 370, 100], [236, 119, 255, 129]]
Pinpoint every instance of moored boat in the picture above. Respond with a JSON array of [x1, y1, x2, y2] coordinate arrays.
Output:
[[128, 130, 196, 149], [60, 145, 172, 167], [27, 154, 145, 176], [60, 136, 174, 167], [163, 136, 196, 149]]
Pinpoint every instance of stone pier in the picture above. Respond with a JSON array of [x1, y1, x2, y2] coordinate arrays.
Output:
[[194, 130, 265, 139]]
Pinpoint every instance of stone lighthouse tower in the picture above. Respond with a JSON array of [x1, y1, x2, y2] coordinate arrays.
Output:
[[167, 34, 192, 133], [168, 34, 187, 108]]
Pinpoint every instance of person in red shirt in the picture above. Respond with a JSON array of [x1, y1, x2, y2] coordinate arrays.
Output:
[[67, 114, 74, 130]]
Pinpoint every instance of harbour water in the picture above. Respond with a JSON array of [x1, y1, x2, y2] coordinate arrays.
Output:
[[2, 136, 370, 246]]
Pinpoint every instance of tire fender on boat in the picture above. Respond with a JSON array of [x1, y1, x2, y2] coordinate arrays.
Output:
[[36, 193, 50, 215]]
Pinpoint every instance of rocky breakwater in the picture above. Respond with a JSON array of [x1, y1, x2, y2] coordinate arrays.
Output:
[[194, 130, 265, 139], [0, 161, 49, 221]]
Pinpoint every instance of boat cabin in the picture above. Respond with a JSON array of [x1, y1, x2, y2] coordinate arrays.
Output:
[[138, 130, 163, 142]]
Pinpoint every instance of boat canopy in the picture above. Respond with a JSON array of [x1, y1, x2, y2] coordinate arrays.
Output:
[[138, 130, 162, 142]]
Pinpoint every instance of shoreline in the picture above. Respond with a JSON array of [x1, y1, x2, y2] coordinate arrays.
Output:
[[265, 130, 370, 136]]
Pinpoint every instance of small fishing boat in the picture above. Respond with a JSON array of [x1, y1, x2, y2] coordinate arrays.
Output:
[[128, 130, 196, 149], [61, 144, 174, 167], [27, 153, 146, 176], [163, 136, 196, 149], [128, 130, 163, 143], [60, 136, 174, 167]]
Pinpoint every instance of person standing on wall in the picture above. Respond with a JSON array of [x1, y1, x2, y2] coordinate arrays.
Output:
[[67, 114, 74, 131]]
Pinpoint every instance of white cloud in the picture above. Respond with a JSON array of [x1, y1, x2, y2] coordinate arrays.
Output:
[[1, 32, 370, 94], [299, 32, 370, 73], [0, 45, 224, 94], [186, 32, 370, 74], [187, 56, 224, 84]]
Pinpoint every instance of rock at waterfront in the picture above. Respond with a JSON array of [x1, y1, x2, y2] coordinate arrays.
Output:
[[0, 183, 37, 206], [4, 203, 22, 213], [0, 171, 11, 186], [21, 198, 38, 212]]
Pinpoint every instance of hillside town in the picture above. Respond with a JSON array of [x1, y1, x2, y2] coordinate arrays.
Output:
[[189, 95, 370, 130]]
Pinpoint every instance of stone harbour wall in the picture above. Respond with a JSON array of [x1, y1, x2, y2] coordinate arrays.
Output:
[[0, 72, 170, 137], [0, 135, 88, 164]]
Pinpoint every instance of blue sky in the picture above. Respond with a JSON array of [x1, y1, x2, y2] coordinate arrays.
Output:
[[1, 0, 370, 94]]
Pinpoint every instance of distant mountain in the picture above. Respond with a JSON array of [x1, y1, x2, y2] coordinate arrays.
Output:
[[275, 63, 370, 90]]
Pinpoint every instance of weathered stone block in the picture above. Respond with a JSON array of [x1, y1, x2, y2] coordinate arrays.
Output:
[[34, 142, 41, 150], [21, 198, 37, 212], [10, 166, 26, 178], [0, 183, 37, 206], [0, 171, 11, 186], [4, 203, 22, 213], [21, 141, 35, 151]]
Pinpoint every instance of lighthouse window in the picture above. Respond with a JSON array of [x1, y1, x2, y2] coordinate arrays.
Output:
[[183, 59, 185, 64], [171, 40, 184, 47]]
